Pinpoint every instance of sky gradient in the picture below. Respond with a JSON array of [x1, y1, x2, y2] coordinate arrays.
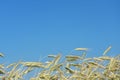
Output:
[[0, 0, 120, 64]]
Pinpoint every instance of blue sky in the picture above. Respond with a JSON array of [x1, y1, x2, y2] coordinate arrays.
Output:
[[0, 0, 120, 64]]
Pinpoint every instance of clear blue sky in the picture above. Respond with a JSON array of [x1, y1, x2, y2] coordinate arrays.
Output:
[[0, 0, 120, 64]]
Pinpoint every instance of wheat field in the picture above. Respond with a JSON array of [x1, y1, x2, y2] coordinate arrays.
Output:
[[0, 47, 120, 80]]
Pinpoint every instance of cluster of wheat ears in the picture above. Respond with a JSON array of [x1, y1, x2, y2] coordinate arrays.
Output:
[[0, 46, 120, 80]]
